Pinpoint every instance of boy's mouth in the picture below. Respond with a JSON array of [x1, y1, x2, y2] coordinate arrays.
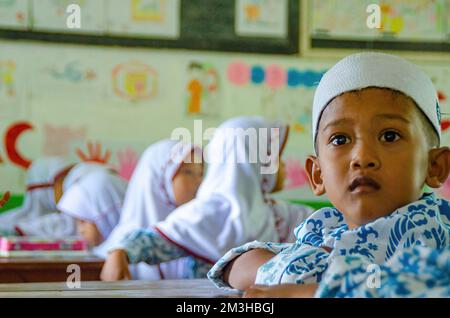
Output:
[[349, 176, 381, 193]]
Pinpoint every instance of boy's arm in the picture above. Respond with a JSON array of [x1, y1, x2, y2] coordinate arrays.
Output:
[[101, 227, 190, 281], [112, 227, 189, 265], [224, 249, 276, 291], [207, 241, 291, 290], [100, 249, 132, 281]]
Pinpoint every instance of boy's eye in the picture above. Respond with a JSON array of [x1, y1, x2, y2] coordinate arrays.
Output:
[[330, 135, 350, 146], [380, 131, 400, 143]]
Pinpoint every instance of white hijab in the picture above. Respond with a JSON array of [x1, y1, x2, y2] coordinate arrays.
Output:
[[4, 160, 116, 237], [105, 140, 201, 245], [57, 168, 128, 256], [104, 140, 201, 278], [0, 157, 72, 233], [156, 116, 289, 263]]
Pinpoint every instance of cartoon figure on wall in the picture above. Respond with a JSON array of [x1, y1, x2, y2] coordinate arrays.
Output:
[[186, 61, 220, 117], [112, 61, 158, 102]]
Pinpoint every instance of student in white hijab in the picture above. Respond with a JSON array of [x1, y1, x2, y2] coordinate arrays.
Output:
[[102, 140, 204, 279], [100, 116, 313, 281], [0, 157, 74, 236], [57, 168, 128, 257], [0, 156, 117, 237]]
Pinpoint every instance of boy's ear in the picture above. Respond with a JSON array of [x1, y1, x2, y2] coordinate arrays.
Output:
[[425, 147, 450, 188], [305, 155, 326, 196]]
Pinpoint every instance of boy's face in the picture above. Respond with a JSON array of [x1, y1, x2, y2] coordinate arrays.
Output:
[[310, 88, 432, 229]]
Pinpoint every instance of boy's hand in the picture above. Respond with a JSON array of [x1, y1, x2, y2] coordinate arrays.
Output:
[[243, 283, 318, 298], [100, 249, 132, 281]]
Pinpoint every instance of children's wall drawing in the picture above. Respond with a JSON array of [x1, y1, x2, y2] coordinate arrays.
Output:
[[437, 177, 450, 201], [0, 0, 28, 30], [378, 0, 446, 41], [0, 39, 448, 200], [0, 60, 16, 99], [425, 66, 450, 134], [42, 124, 86, 157], [114, 148, 139, 181], [311, 0, 377, 40], [439, 91, 450, 133], [227, 61, 325, 90], [0, 57, 29, 121], [106, 0, 180, 39], [227, 60, 325, 135], [227, 61, 250, 86], [186, 61, 220, 117], [0, 52, 16, 93], [284, 157, 309, 190], [112, 61, 158, 102], [4, 121, 33, 170], [76, 141, 111, 164], [310, 0, 447, 42], [34, 59, 101, 100], [47, 61, 97, 84], [235, 0, 288, 38]]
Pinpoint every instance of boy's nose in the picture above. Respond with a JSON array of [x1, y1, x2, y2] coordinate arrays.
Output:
[[350, 145, 380, 170]]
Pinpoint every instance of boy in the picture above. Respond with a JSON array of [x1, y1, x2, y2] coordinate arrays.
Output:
[[207, 52, 450, 297]]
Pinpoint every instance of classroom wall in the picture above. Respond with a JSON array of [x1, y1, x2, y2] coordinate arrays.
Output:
[[1, 39, 449, 203], [0, 0, 449, 203]]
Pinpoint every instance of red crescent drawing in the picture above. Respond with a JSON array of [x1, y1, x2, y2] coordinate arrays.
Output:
[[4, 122, 33, 169]]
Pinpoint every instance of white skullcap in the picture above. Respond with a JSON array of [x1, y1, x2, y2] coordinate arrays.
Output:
[[312, 52, 441, 149]]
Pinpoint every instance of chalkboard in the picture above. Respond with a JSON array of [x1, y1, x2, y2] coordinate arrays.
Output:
[[0, 0, 299, 55]]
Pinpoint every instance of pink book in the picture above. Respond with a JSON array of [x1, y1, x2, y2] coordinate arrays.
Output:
[[0, 236, 88, 252]]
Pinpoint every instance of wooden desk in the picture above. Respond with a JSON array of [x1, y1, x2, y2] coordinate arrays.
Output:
[[0, 257, 104, 283], [0, 279, 241, 298]]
